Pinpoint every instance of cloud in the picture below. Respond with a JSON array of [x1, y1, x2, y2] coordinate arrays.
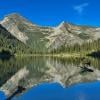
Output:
[[73, 3, 89, 15]]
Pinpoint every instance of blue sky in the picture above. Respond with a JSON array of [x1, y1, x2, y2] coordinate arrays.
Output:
[[0, 0, 100, 26]]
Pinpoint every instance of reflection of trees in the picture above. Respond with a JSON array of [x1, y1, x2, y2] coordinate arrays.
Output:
[[0, 58, 24, 86], [0, 56, 100, 98], [0, 57, 48, 87], [51, 57, 100, 70], [0, 57, 49, 97], [46, 57, 100, 87], [19, 57, 50, 88]]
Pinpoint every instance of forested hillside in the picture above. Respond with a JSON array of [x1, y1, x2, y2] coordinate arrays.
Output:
[[0, 25, 31, 55], [51, 39, 100, 54]]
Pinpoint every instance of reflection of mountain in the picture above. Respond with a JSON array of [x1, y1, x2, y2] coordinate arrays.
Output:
[[0, 67, 29, 96], [0, 58, 29, 87], [0, 57, 50, 97], [46, 58, 100, 87], [0, 57, 100, 97]]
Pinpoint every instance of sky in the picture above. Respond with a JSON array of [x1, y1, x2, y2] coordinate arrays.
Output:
[[0, 0, 100, 26]]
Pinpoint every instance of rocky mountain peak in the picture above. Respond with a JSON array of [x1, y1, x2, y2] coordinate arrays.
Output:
[[2, 13, 31, 24], [58, 21, 67, 28], [1, 13, 35, 27], [6, 13, 22, 18], [57, 21, 72, 31], [0, 13, 30, 44]]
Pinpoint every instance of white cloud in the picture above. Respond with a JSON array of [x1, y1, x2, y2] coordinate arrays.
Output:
[[73, 3, 89, 14]]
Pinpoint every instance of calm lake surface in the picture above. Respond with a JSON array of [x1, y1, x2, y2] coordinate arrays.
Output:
[[0, 56, 100, 100], [16, 81, 100, 100]]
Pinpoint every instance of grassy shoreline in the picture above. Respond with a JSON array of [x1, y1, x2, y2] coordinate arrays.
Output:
[[14, 52, 87, 58]]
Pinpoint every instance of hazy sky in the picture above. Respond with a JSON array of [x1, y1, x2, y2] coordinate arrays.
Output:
[[0, 0, 100, 26]]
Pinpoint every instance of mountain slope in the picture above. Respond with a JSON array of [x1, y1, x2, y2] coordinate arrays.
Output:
[[48, 22, 100, 50], [1, 14, 54, 52], [0, 24, 30, 54], [0, 13, 100, 53]]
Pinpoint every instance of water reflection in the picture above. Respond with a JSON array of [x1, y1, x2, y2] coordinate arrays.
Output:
[[0, 56, 100, 98], [1, 67, 29, 97]]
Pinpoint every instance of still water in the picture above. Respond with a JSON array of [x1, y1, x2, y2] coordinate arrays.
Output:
[[16, 81, 100, 100], [0, 56, 100, 100]]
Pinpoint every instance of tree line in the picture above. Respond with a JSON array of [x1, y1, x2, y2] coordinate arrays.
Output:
[[50, 39, 100, 54]]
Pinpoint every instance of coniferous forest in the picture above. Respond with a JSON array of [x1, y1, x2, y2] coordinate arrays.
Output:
[[51, 39, 100, 54]]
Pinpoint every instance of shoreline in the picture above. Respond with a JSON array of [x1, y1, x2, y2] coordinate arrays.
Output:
[[14, 53, 86, 58]]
